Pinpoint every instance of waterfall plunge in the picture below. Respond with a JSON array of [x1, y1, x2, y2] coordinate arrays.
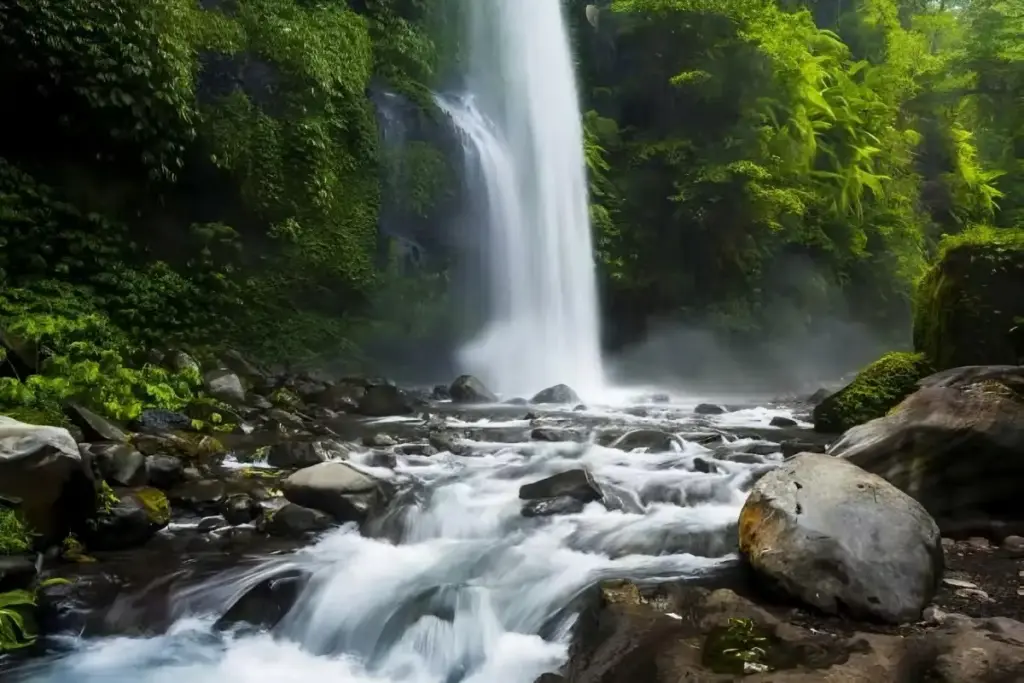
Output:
[[439, 0, 605, 399]]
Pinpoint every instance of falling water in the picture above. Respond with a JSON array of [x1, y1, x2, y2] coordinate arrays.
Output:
[[439, 0, 605, 399]]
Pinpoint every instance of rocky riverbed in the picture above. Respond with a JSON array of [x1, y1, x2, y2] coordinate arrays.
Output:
[[1, 364, 1023, 683]]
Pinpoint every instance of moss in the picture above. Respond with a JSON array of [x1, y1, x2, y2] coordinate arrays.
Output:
[[0, 509, 31, 556], [813, 352, 933, 433], [133, 487, 171, 526], [913, 226, 1024, 369]]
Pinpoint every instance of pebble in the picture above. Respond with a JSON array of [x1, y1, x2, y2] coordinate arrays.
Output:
[[1002, 535, 1024, 555], [942, 578, 979, 589], [954, 588, 991, 601], [921, 605, 947, 624], [966, 536, 991, 550]]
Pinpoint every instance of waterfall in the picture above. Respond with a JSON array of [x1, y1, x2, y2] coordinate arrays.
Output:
[[439, 0, 605, 399]]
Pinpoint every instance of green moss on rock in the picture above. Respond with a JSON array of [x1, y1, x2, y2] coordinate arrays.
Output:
[[914, 227, 1024, 370], [132, 487, 171, 526], [813, 352, 934, 433], [0, 588, 38, 652]]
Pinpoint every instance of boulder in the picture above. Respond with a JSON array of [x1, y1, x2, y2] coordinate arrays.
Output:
[[768, 416, 797, 428], [812, 352, 933, 433], [221, 493, 262, 525], [611, 429, 679, 452], [169, 479, 227, 514], [520, 469, 603, 508], [92, 443, 147, 487], [63, 403, 128, 443], [215, 568, 308, 631], [563, 580, 1024, 683], [131, 408, 192, 434], [144, 454, 185, 489], [530, 384, 581, 404], [914, 227, 1024, 370], [829, 365, 1024, 537], [0, 416, 97, 540], [281, 461, 391, 523], [356, 384, 413, 417], [83, 487, 170, 551], [694, 403, 725, 415], [312, 381, 365, 412], [449, 375, 497, 403], [266, 440, 330, 469], [204, 368, 246, 405], [265, 503, 333, 537], [738, 452, 942, 623], [430, 384, 451, 400]]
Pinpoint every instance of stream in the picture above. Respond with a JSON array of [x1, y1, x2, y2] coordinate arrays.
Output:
[[7, 391, 817, 683]]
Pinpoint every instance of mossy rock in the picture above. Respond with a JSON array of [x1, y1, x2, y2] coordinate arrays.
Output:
[[913, 227, 1024, 370], [130, 487, 171, 526], [0, 508, 31, 556], [813, 352, 933, 433]]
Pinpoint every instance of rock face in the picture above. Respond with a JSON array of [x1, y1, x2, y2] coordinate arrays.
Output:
[[281, 461, 391, 522], [449, 375, 498, 403], [0, 416, 97, 539], [530, 384, 580, 404], [812, 352, 933, 433], [738, 452, 942, 623], [914, 227, 1024, 370], [829, 365, 1024, 537], [563, 580, 1024, 683]]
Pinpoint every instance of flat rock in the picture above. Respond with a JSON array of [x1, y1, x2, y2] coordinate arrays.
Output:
[[738, 452, 942, 623], [520, 469, 602, 503], [281, 461, 390, 522]]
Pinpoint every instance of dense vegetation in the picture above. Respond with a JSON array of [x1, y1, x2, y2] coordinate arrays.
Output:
[[573, 0, 1021, 349], [1, 0, 1021, 424]]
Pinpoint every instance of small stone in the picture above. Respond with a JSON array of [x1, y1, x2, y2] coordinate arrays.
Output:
[[921, 605, 947, 624], [966, 536, 991, 550], [942, 578, 979, 589], [1002, 535, 1024, 554], [953, 588, 991, 601]]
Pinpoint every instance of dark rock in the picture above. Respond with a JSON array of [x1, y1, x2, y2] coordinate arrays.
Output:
[[145, 455, 185, 489], [169, 479, 227, 513], [266, 408, 304, 430], [574, 404, 587, 411], [449, 375, 498, 403], [64, 403, 128, 442], [564, 581, 1024, 683], [366, 451, 398, 468], [265, 503, 333, 537], [204, 368, 246, 405], [430, 384, 452, 400], [266, 440, 329, 469], [0, 555, 37, 592], [216, 569, 309, 633], [0, 326, 42, 378], [530, 428, 580, 442], [694, 403, 725, 415], [281, 461, 391, 523], [780, 439, 823, 458], [197, 515, 228, 533], [522, 495, 586, 517], [92, 443, 147, 487], [806, 387, 831, 405], [84, 487, 171, 551], [222, 493, 261, 525], [250, 395, 273, 411], [312, 381, 365, 412], [219, 349, 266, 386], [131, 409, 193, 434], [744, 442, 780, 456], [0, 416, 98, 541], [611, 429, 678, 452], [692, 457, 717, 474], [520, 469, 602, 504], [357, 384, 414, 417], [829, 365, 1024, 534], [165, 350, 201, 376], [769, 415, 798, 428], [531, 383, 581, 404], [397, 443, 438, 457], [505, 397, 528, 405], [428, 431, 467, 455], [739, 452, 942, 623]]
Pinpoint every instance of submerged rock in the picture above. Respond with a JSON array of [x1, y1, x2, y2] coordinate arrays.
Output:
[[216, 569, 309, 632], [829, 365, 1024, 536], [281, 461, 391, 523], [611, 429, 678, 452], [530, 384, 580, 404], [522, 495, 586, 517], [449, 374, 498, 403], [520, 469, 602, 507], [739, 452, 942, 623]]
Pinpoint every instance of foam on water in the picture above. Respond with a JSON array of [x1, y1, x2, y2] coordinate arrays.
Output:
[[13, 399, 789, 683]]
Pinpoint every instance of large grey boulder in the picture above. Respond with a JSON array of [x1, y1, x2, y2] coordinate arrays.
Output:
[[281, 461, 391, 523], [828, 365, 1024, 537], [738, 452, 942, 623], [0, 416, 97, 539], [449, 375, 497, 403], [204, 368, 246, 405], [530, 383, 580, 404]]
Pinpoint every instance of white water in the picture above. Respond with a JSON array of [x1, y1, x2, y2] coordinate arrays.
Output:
[[440, 0, 605, 399], [11, 400, 806, 683]]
